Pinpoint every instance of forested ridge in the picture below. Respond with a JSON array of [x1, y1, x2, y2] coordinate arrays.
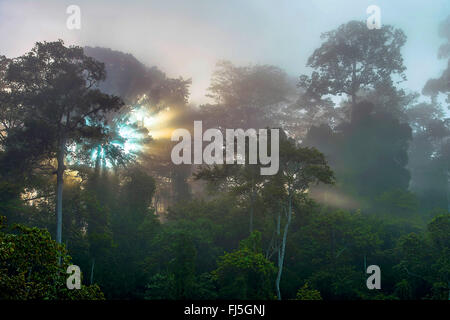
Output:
[[0, 18, 449, 300]]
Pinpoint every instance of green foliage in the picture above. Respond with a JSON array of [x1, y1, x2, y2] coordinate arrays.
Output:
[[0, 216, 104, 300], [0, 181, 23, 224], [212, 231, 276, 299], [393, 214, 450, 299], [1, 40, 124, 175], [0, 18, 449, 301], [295, 283, 322, 300], [145, 272, 176, 300]]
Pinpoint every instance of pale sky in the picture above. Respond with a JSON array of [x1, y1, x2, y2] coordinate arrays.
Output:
[[0, 0, 448, 106]]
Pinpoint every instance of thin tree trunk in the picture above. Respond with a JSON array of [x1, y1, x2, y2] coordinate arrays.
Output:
[[276, 197, 292, 300], [249, 185, 255, 235], [350, 61, 357, 123], [94, 144, 101, 175], [275, 210, 281, 299], [25, 266, 32, 297], [56, 136, 66, 246], [351, 61, 357, 107], [364, 254, 367, 272], [447, 171, 450, 213], [90, 258, 95, 285]]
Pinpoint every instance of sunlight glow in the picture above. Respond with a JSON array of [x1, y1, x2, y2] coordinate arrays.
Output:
[[67, 98, 176, 169]]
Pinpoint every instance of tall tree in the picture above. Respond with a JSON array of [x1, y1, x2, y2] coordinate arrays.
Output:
[[266, 137, 334, 299], [298, 20, 407, 121], [407, 102, 450, 212], [84, 46, 191, 107], [4, 41, 123, 244], [423, 15, 450, 105], [195, 162, 265, 235], [204, 60, 295, 129], [305, 101, 412, 209], [421, 15, 450, 212]]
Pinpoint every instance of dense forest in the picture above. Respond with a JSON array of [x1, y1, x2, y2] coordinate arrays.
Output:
[[0, 17, 449, 300]]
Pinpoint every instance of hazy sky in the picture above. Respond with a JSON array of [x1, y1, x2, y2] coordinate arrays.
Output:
[[0, 0, 448, 105]]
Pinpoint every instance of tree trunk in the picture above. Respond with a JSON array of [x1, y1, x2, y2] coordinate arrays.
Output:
[[90, 258, 95, 285], [56, 136, 66, 246], [94, 144, 101, 175], [249, 185, 255, 235], [350, 61, 357, 123], [275, 211, 281, 299], [276, 196, 292, 300], [351, 61, 357, 107], [447, 170, 450, 213], [364, 254, 367, 272], [351, 92, 356, 107]]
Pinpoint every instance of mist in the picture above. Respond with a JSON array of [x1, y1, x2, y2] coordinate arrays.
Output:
[[1, 0, 449, 303], [0, 0, 448, 106]]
